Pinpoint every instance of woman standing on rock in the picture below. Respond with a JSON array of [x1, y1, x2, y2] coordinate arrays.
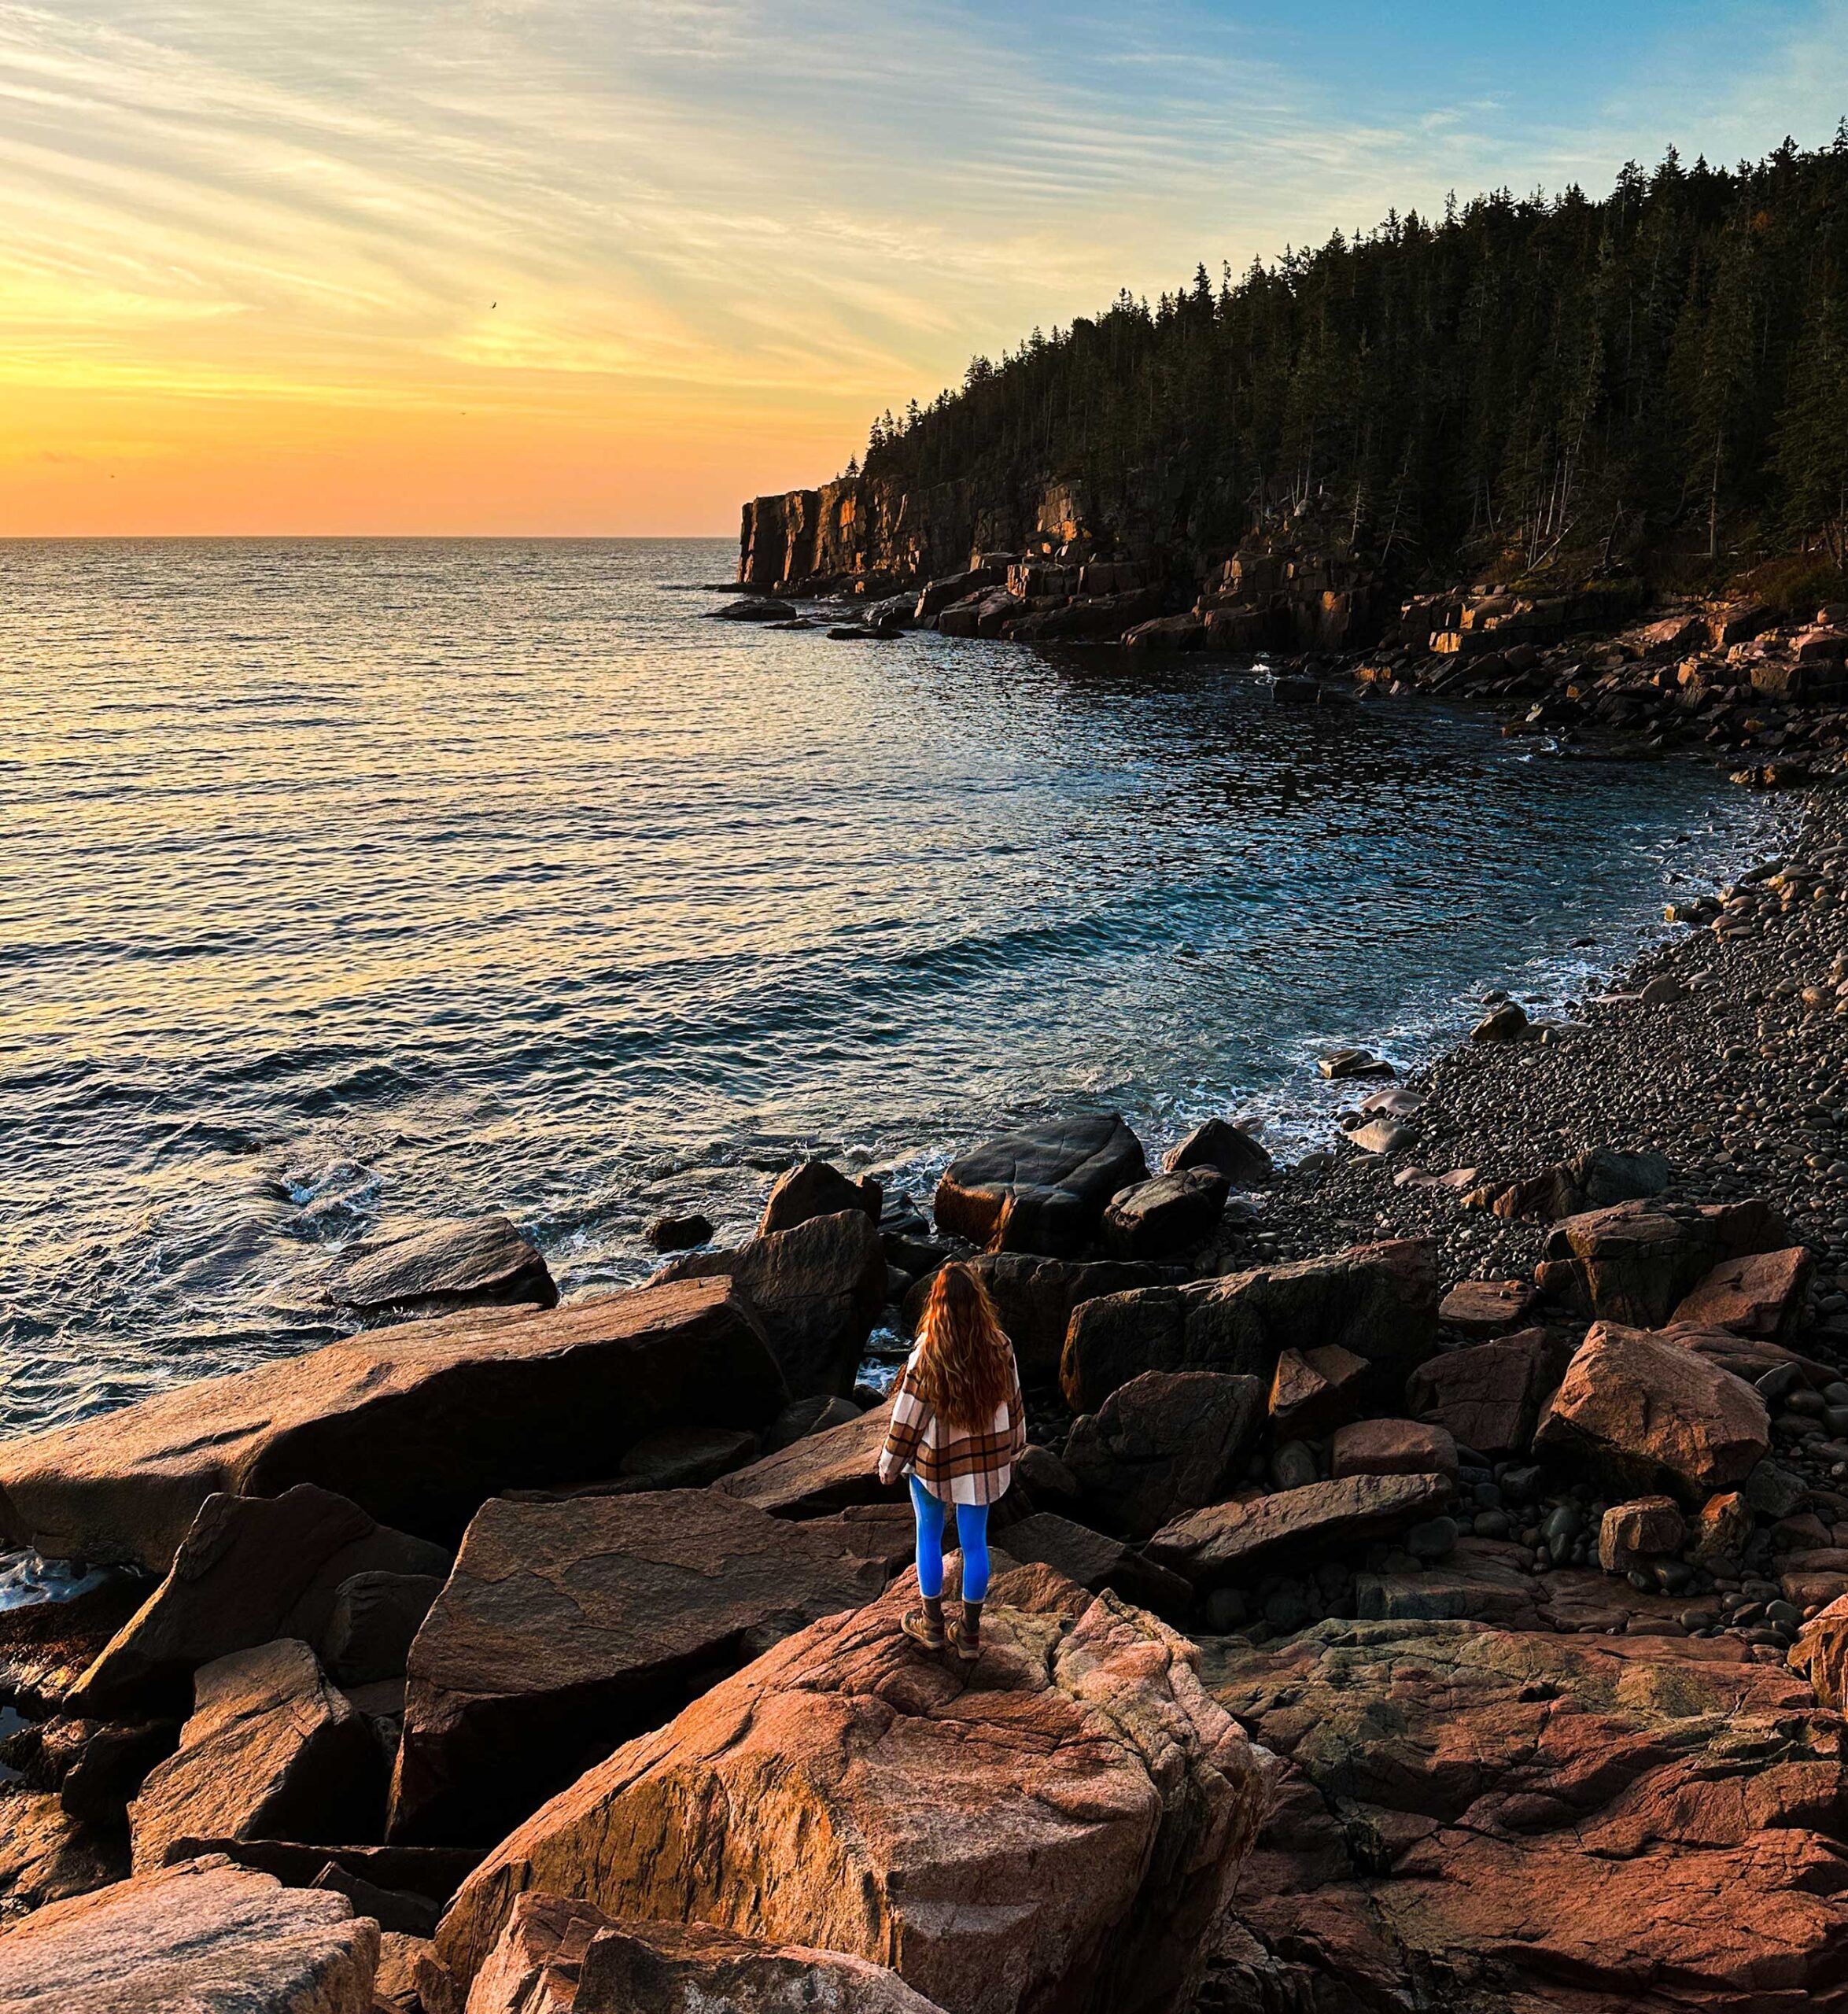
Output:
[[878, 1261, 1026, 1662]]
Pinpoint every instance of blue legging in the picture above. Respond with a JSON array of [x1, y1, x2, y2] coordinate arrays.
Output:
[[909, 1475, 990, 1603]]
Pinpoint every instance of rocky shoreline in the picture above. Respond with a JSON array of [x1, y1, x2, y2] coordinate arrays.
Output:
[[3, 673, 1848, 2006]]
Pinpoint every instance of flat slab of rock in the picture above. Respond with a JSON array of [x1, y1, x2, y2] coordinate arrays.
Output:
[[655, 1211, 885, 1399], [469, 1893, 946, 2013], [128, 1640, 387, 1874], [1436, 1277, 1538, 1337], [1060, 1239, 1437, 1412], [0, 1278, 785, 1572], [72, 1485, 452, 1713], [436, 1570, 1269, 2014], [389, 1490, 887, 1846], [713, 1400, 897, 1518], [1330, 1418, 1459, 1481], [1064, 1370, 1264, 1538], [1164, 1119, 1273, 1188], [1533, 1321, 1771, 1498], [934, 1116, 1148, 1256], [900, 1253, 1171, 1384], [323, 1213, 556, 1315], [0, 1854, 378, 2013], [1145, 1472, 1451, 1588], [1204, 1618, 1848, 2013]]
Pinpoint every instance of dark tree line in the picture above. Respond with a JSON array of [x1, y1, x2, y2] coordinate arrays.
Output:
[[857, 131, 1848, 583]]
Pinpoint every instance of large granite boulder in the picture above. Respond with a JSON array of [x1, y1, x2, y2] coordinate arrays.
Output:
[[1404, 1326, 1574, 1459], [899, 1252, 1170, 1384], [322, 1213, 556, 1316], [1670, 1246, 1815, 1340], [1164, 1119, 1273, 1189], [71, 1485, 452, 1713], [469, 1893, 946, 2013], [757, 1160, 882, 1238], [1203, 1619, 1848, 2012], [1060, 1240, 1437, 1412], [1542, 1197, 1795, 1327], [435, 1570, 1271, 2014], [933, 1116, 1148, 1257], [127, 1640, 387, 1873], [713, 1400, 898, 1518], [1100, 1169, 1229, 1261], [1063, 1370, 1264, 1538], [0, 1854, 378, 2013], [655, 1211, 885, 1399], [389, 1490, 888, 1846], [0, 1278, 785, 1572], [1533, 1322, 1771, 1499], [1145, 1472, 1451, 1589]]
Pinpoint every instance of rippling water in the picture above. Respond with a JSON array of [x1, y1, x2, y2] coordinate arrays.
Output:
[[0, 537, 1782, 1433]]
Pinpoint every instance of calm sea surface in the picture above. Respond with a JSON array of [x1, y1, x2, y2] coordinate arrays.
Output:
[[0, 537, 1783, 1433]]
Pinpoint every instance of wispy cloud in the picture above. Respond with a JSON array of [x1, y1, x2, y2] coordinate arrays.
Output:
[[0, 0, 1843, 531]]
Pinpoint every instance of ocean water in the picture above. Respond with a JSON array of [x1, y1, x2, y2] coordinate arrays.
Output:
[[0, 537, 1783, 1435]]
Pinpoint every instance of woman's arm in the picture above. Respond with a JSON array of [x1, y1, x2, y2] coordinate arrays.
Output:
[[878, 1360, 928, 1484]]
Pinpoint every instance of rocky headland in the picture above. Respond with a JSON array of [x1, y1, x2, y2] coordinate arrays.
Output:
[[4, 728, 1848, 2009]]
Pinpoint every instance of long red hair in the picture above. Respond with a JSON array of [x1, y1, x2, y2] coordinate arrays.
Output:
[[914, 1263, 1015, 1433]]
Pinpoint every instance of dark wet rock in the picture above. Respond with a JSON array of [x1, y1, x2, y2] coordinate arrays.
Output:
[[128, 1641, 388, 1875], [707, 598, 796, 622], [1101, 1168, 1229, 1260], [1534, 1321, 1772, 1499], [756, 1160, 882, 1238], [1146, 1471, 1451, 1588], [644, 1213, 712, 1253], [1063, 1370, 1264, 1539], [1404, 1326, 1574, 1459], [655, 1210, 885, 1400], [388, 1489, 886, 1846], [900, 1252, 1171, 1384], [933, 1116, 1148, 1257], [1318, 1049, 1394, 1080], [713, 1400, 898, 1518], [466, 1890, 949, 2014], [1164, 1118, 1274, 1189], [1060, 1238, 1437, 1411], [0, 1853, 380, 2012], [0, 1278, 787, 1572], [323, 1214, 557, 1316], [436, 1570, 1270, 2014], [1470, 1001, 1529, 1043], [72, 1485, 452, 1714]]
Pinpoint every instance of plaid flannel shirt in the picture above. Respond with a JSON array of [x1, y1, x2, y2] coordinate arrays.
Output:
[[877, 1345, 1027, 1507]]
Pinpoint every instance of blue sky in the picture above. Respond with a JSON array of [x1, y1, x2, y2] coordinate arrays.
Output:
[[2, 0, 1844, 532]]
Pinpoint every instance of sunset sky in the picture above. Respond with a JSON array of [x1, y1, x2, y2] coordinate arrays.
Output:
[[5, 0, 1847, 537]]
